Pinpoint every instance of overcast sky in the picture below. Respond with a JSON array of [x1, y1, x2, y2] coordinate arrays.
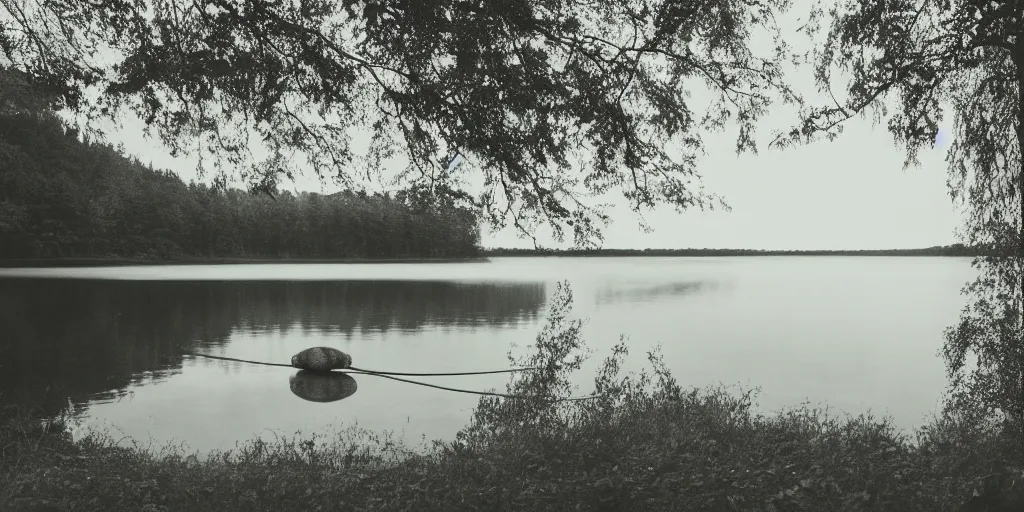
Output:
[[97, 4, 964, 251]]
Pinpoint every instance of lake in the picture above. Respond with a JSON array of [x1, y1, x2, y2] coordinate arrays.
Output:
[[0, 256, 977, 453]]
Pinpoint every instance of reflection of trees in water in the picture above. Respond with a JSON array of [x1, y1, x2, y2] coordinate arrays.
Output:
[[232, 280, 547, 333], [595, 281, 713, 305], [0, 278, 546, 417]]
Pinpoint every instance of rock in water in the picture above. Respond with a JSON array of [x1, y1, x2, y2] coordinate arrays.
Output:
[[289, 370, 358, 403], [290, 347, 352, 372]]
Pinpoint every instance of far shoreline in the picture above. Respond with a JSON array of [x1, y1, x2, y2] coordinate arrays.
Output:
[[482, 245, 988, 258], [0, 244, 989, 268]]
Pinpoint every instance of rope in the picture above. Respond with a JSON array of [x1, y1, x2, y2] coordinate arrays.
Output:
[[179, 352, 541, 376], [181, 352, 597, 402], [351, 369, 596, 401], [348, 366, 545, 377], [182, 352, 293, 369]]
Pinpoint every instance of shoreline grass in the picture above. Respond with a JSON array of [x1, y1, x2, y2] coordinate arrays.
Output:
[[3, 282, 1022, 511], [3, 392, 1021, 511]]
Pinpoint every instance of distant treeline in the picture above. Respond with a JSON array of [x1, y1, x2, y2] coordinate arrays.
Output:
[[483, 245, 989, 257], [0, 102, 482, 260]]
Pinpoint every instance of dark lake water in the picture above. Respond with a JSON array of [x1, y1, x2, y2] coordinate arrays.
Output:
[[0, 257, 977, 453]]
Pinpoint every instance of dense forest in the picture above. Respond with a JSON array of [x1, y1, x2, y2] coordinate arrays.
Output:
[[0, 98, 483, 260], [483, 245, 990, 257]]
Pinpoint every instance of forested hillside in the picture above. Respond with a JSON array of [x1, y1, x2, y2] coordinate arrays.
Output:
[[0, 95, 482, 260]]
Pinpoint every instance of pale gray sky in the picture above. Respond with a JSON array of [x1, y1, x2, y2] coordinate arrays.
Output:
[[95, 4, 964, 251]]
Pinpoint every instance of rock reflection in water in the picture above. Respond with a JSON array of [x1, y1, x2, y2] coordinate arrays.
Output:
[[288, 370, 358, 403]]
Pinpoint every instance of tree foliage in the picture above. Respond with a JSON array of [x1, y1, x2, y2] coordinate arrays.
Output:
[[0, 69, 482, 260], [780, 0, 1024, 442], [0, 0, 797, 246]]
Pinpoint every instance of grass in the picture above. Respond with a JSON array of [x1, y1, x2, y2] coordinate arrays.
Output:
[[3, 282, 1023, 512]]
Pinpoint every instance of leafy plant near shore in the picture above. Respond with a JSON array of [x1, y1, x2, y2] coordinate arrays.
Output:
[[2, 282, 1023, 511]]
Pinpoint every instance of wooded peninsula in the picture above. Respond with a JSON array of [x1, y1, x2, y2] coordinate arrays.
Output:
[[0, 105, 483, 262]]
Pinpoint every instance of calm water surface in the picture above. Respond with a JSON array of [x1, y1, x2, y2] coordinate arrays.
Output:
[[0, 256, 976, 453]]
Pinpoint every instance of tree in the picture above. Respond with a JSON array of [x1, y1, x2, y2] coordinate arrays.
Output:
[[776, 0, 1024, 443], [0, 0, 798, 247]]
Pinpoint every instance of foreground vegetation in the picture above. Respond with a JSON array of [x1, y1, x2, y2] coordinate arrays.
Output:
[[3, 283, 1021, 512]]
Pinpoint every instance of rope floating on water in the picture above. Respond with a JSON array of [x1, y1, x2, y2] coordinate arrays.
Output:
[[286, 346, 554, 377], [183, 352, 293, 369], [180, 352, 541, 376], [349, 366, 549, 377], [181, 351, 597, 402], [352, 369, 597, 401]]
